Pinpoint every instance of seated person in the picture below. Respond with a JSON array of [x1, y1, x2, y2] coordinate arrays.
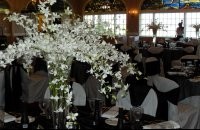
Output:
[[20, 58, 49, 116], [83, 75, 105, 103], [70, 60, 91, 85]]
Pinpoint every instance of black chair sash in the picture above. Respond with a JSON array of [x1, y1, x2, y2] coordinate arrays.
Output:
[[151, 84, 180, 120], [4, 62, 24, 113], [126, 75, 151, 107]]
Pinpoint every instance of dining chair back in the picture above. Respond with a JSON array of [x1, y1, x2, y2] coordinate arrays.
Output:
[[72, 82, 86, 106]]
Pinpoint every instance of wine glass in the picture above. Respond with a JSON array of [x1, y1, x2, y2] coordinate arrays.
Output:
[[130, 106, 144, 122], [88, 98, 104, 126], [88, 98, 104, 115], [0, 108, 4, 128], [88, 98, 96, 115], [39, 99, 50, 119]]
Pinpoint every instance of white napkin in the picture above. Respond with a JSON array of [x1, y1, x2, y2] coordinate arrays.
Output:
[[143, 120, 180, 129], [101, 106, 119, 119], [167, 71, 186, 76], [4, 113, 16, 123]]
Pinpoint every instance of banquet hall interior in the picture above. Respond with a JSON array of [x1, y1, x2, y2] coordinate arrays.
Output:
[[0, 0, 200, 129]]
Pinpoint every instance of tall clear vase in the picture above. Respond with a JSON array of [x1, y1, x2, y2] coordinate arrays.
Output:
[[196, 30, 199, 39], [152, 29, 157, 47], [152, 34, 157, 47], [51, 99, 70, 129], [52, 111, 66, 129]]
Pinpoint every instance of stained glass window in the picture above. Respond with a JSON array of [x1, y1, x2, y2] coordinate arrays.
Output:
[[141, 0, 200, 10]]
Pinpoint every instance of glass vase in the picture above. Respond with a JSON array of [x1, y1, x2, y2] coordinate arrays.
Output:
[[52, 111, 65, 129], [51, 99, 70, 129], [152, 29, 157, 47], [196, 30, 199, 39], [152, 34, 157, 47]]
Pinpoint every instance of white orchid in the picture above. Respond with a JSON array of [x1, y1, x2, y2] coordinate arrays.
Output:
[[0, 0, 140, 115]]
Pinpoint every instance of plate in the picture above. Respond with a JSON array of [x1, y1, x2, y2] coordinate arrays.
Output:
[[171, 66, 182, 70], [15, 116, 35, 123], [105, 118, 118, 126]]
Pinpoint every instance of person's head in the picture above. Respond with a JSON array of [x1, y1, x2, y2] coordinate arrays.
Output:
[[33, 57, 48, 73], [178, 22, 182, 27]]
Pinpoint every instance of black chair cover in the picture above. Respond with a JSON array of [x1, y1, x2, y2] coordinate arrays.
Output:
[[4, 61, 24, 113]]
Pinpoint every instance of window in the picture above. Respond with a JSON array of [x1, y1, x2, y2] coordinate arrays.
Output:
[[154, 13, 184, 37], [139, 12, 200, 38], [84, 14, 127, 35], [139, 13, 153, 36], [185, 12, 200, 38], [84, 0, 126, 35], [140, 0, 200, 38]]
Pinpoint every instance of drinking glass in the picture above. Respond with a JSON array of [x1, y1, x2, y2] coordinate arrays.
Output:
[[88, 98, 104, 126], [88, 99, 95, 115], [130, 106, 144, 122], [0, 107, 4, 128], [88, 98, 104, 115], [39, 99, 51, 119]]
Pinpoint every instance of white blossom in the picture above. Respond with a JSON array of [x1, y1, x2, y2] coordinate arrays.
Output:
[[0, 0, 140, 115]]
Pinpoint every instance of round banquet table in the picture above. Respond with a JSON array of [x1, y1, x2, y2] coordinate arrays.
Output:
[[77, 108, 165, 130], [3, 107, 165, 129]]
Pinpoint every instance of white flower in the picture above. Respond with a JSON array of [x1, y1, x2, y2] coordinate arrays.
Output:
[[54, 107, 64, 113], [114, 83, 122, 89], [50, 95, 59, 101], [115, 71, 122, 80], [64, 7, 73, 15], [0, 0, 140, 122], [48, 0, 57, 5], [60, 85, 65, 91], [66, 113, 78, 121]]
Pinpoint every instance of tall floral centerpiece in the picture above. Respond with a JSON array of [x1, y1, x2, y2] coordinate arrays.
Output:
[[146, 19, 167, 46], [191, 24, 200, 39], [0, 0, 140, 129]]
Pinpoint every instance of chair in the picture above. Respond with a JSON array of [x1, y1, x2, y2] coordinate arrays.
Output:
[[147, 74, 180, 120], [146, 59, 200, 128], [147, 47, 164, 57], [180, 55, 199, 67], [4, 61, 23, 113], [20, 69, 49, 103], [83, 75, 105, 102], [183, 46, 195, 54], [116, 75, 158, 117], [72, 82, 86, 106], [171, 47, 198, 68], [169, 96, 200, 129], [147, 47, 165, 77], [0, 70, 5, 107], [145, 57, 161, 76]]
